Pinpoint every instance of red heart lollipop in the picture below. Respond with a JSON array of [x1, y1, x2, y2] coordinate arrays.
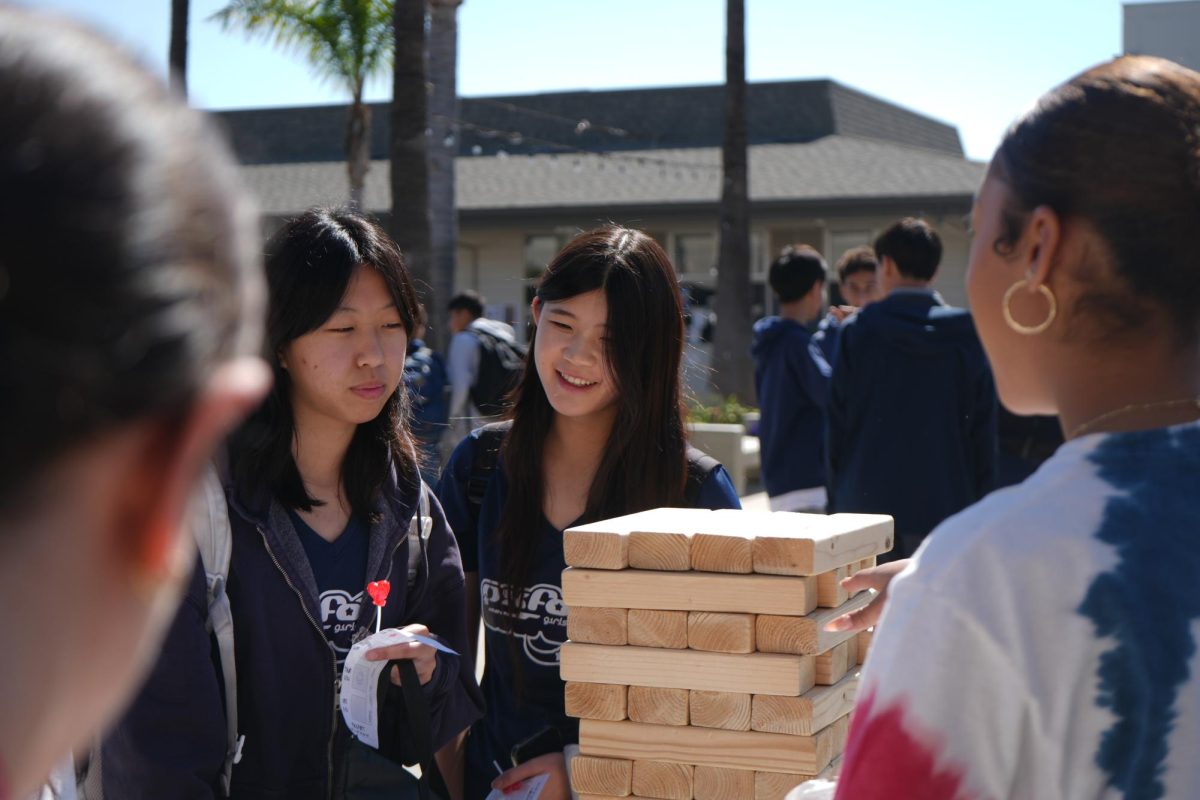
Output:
[[366, 580, 391, 607]]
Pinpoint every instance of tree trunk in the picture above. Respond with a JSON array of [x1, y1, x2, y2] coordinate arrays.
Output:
[[427, 0, 462, 352], [713, 0, 754, 402], [391, 0, 433, 309], [346, 96, 370, 208], [169, 0, 189, 97]]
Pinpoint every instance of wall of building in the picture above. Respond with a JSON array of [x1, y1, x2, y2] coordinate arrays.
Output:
[[1124, 1, 1200, 71]]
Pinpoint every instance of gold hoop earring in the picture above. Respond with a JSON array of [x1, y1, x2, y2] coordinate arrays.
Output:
[[1002, 280, 1057, 335]]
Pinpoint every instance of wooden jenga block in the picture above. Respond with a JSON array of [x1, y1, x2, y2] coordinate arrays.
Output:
[[814, 637, 857, 686], [627, 609, 688, 649], [628, 686, 689, 726], [751, 715, 851, 797], [561, 642, 815, 697], [568, 607, 628, 646], [694, 765, 755, 800], [570, 755, 633, 797], [563, 568, 818, 616], [690, 529, 754, 573], [629, 530, 693, 571], [752, 671, 858, 736], [688, 611, 755, 653], [632, 760, 693, 800], [858, 556, 876, 570], [756, 591, 872, 656], [857, 627, 873, 665], [565, 681, 627, 721], [579, 717, 842, 775], [563, 513, 643, 569], [689, 690, 751, 731], [752, 513, 893, 576], [815, 563, 853, 608]]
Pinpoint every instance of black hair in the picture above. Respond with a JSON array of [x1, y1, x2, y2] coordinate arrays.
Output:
[[228, 208, 421, 518], [873, 218, 943, 281], [769, 244, 828, 302], [992, 55, 1200, 344], [0, 7, 262, 513], [836, 246, 879, 282], [447, 290, 484, 319], [496, 226, 688, 626]]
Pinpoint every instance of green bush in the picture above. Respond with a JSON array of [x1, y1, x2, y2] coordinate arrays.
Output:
[[687, 395, 758, 425]]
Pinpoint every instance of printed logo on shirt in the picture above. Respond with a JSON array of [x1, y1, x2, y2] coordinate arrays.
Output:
[[480, 579, 567, 667], [319, 588, 364, 661]]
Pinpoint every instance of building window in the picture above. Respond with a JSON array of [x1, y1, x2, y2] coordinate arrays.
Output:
[[525, 234, 561, 275], [674, 233, 717, 283]]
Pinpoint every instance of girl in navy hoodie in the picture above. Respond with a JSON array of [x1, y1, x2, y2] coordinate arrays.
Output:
[[102, 209, 483, 799], [437, 226, 741, 799]]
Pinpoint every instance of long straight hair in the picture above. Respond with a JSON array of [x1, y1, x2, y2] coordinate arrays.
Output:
[[496, 226, 689, 622], [229, 207, 421, 519]]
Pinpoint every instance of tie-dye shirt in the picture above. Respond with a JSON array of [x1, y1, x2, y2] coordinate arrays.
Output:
[[833, 421, 1200, 800]]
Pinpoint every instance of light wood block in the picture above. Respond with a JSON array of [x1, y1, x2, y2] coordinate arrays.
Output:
[[857, 628, 873, 665], [694, 766, 755, 800], [752, 513, 893, 576], [815, 637, 858, 686], [858, 556, 876, 570], [628, 686, 689, 726], [629, 530, 693, 571], [688, 611, 755, 653], [627, 609, 688, 649], [752, 671, 859, 736], [579, 717, 843, 775], [565, 681, 627, 721], [565, 508, 718, 570], [561, 642, 815, 697], [816, 563, 854, 608], [563, 568, 818, 616], [690, 529, 754, 573], [569, 607, 629, 646], [750, 715, 851, 797], [632, 760, 693, 800], [755, 592, 871, 655], [689, 690, 751, 731], [571, 755, 633, 797]]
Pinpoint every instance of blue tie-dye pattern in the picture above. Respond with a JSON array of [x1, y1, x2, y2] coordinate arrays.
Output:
[[1078, 424, 1200, 799]]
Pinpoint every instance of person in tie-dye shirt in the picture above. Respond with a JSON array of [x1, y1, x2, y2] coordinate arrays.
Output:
[[812, 56, 1200, 800]]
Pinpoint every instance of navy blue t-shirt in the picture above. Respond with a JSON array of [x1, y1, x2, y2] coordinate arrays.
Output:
[[436, 430, 741, 797], [289, 510, 369, 667]]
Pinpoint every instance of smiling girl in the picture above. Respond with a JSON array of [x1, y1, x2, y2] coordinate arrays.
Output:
[[436, 226, 742, 799]]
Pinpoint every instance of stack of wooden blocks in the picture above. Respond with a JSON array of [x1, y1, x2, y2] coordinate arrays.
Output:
[[559, 508, 892, 800]]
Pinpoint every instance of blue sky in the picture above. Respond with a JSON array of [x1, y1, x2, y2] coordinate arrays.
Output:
[[22, 0, 1136, 160]]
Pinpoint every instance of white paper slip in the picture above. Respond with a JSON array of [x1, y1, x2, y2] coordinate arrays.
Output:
[[483, 772, 549, 800], [339, 628, 461, 749]]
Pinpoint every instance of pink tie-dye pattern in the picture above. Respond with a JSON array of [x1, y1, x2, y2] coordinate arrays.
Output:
[[834, 689, 974, 800]]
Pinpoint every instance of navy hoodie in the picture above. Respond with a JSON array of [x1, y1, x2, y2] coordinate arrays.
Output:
[[100, 467, 484, 799], [752, 316, 833, 498], [826, 291, 997, 560]]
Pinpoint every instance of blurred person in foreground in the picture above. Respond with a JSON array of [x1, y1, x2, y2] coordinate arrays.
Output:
[[0, 6, 269, 798]]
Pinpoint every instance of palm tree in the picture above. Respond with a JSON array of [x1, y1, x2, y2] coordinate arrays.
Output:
[[212, 0, 394, 207], [390, 0, 432, 310], [713, 0, 754, 401], [425, 0, 462, 350], [169, 0, 190, 97]]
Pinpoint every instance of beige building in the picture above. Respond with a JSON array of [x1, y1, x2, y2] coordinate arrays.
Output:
[[1124, 0, 1200, 72], [223, 79, 984, 335]]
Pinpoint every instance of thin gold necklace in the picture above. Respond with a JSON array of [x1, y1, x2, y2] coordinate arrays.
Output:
[[1069, 396, 1200, 439]]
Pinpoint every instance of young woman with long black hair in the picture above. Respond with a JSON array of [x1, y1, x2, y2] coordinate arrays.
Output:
[[437, 226, 742, 799], [103, 208, 483, 799]]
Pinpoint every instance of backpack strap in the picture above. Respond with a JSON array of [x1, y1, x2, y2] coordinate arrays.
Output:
[[406, 480, 434, 586], [466, 421, 511, 529], [684, 446, 721, 507], [188, 465, 243, 796]]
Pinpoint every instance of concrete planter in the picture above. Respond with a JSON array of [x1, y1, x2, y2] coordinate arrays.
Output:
[[687, 422, 760, 495]]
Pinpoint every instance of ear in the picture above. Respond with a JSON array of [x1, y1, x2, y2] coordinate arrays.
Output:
[[111, 357, 271, 582], [1023, 205, 1063, 290], [530, 296, 543, 326]]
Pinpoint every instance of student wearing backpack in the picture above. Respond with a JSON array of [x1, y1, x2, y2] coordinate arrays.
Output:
[[0, 10, 270, 797], [446, 291, 526, 440], [436, 227, 742, 799], [101, 209, 483, 799]]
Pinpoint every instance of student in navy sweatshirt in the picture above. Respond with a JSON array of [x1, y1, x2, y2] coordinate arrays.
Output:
[[752, 245, 834, 511], [827, 218, 997, 561]]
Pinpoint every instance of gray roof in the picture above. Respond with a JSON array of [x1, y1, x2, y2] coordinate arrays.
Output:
[[241, 134, 985, 218], [214, 79, 964, 166]]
